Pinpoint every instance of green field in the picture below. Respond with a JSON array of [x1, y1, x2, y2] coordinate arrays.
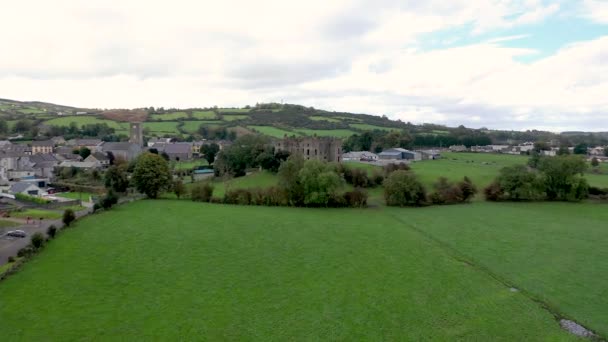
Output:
[[150, 112, 188, 121], [143, 122, 181, 135], [221, 114, 248, 121], [181, 120, 223, 133], [294, 128, 357, 138], [218, 108, 250, 113], [192, 111, 217, 119], [350, 123, 400, 131], [248, 126, 300, 138], [0, 200, 582, 340], [210, 171, 278, 197], [56, 192, 95, 201], [10, 209, 62, 220], [309, 116, 341, 123], [0, 219, 18, 229], [45, 116, 128, 131], [173, 159, 208, 170]]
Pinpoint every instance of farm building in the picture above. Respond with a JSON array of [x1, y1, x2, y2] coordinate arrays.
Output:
[[10, 182, 43, 196], [275, 137, 342, 162], [378, 148, 421, 161], [342, 151, 378, 162]]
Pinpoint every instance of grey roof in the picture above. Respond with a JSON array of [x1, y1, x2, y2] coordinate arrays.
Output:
[[379, 151, 402, 156], [69, 139, 102, 146], [31, 140, 54, 147], [102, 142, 138, 151], [10, 182, 38, 193], [91, 152, 109, 161], [150, 142, 192, 154], [59, 161, 98, 168], [29, 154, 59, 164]]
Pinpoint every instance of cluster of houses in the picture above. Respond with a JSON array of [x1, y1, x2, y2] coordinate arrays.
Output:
[[451, 143, 607, 161]]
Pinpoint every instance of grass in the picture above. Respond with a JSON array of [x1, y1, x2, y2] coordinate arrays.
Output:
[[172, 160, 208, 170], [208, 171, 279, 197], [221, 114, 248, 121], [45, 116, 128, 131], [192, 111, 217, 119], [10, 209, 62, 220], [350, 123, 400, 131], [0, 219, 18, 229], [181, 120, 222, 133], [386, 201, 608, 337], [0, 200, 575, 340], [150, 112, 188, 121], [218, 108, 250, 113], [143, 122, 181, 135], [309, 116, 341, 123], [248, 126, 301, 138], [294, 128, 357, 138], [56, 192, 95, 201]]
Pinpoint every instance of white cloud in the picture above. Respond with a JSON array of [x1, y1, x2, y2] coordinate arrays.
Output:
[[583, 0, 608, 23], [0, 0, 606, 131]]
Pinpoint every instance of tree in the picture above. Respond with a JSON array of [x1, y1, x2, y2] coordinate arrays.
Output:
[[557, 146, 570, 155], [79, 147, 91, 160], [495, 165, 543, 201], [298, 160, 343, 206], [173, 179, 186, 199], [383, 170, 427, 206], [160, 151, 170, 161], [104, 165, 129, 193], [591, 157, 600, 167], [0, 120, 7, 134], [200, 143, 220, 164], [132, 152, 172, 199], [100, 190, 119, 209], [63, 209, 76, 227], [533, 141, 550, 152], [214, 135, 269, 177], [31, 232, 45, 249], [47, 225, 57, 239], [538, 155, 588, 201], [573, 143, 588, 155], [278, 154, 306, 205]]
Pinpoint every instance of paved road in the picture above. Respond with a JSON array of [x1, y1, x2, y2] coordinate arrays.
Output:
[[0, 209, 91, 267]]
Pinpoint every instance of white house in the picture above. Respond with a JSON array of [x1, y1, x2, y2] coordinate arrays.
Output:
[[342, 151, 379, 162]]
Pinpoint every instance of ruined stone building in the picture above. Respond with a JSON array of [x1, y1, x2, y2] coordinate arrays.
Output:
[[274, 137, 342, 162]]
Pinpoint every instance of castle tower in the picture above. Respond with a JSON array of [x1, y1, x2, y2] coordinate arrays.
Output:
[[129, 122, 143, 146]]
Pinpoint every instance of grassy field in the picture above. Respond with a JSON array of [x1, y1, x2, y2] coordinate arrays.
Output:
[[0, 200, 578, 340], [143, 122, 181, 135], [57, 192, 95, 201], [218, 108, 250, 113], [172, 160, 208, 170], [181, 120, 223, 133], [294, 128, 357, 138], [0, 219, 18, 229], [248, 126, 300, 138], [45, 116, 128, 131], [350, 123, 400, 131], [192, 111, 217, 119], [221, 114, 248, 121], [309, 116, 341, 123], [10, 209, 62, 220], [150, 112, 188, 121], [208, 171, 279, 197]]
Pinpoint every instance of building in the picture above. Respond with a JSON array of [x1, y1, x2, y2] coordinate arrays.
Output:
[[29, 154, 61, 178], [342, 151, 379, 162], [418, 150, 441, 160], [449, 145, 467, 152], [67, 139, 103, 152], [378, 148, 421, 161], [31, 140, 54, 154], [149, 142, 193, 161], [50, 136, 66, 146], [129, 122, 144, 147], [58, 161, 100, 169], [274, 137, 342, 162], [101, 142, 142, 161], [9, 182, 43, 196], [85, 152, 111, 167]]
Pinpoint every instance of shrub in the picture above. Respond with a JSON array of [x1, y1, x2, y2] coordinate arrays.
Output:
[[31, 232, 45, 249], [63, 209, 76, 227], [383, 170, 427, 207], [224, 189, 252, 205], [344, 188, 368, 208], [484, 181, 503, 201], [93, 203, 102, 212], [370, 170, 385, 187], [8, 256, 15, 263], [458, 177, 478, 202], [17, 246, 34, 258], [101, 191, 119, 210], [496, 165, 544, 201], [384, 163, 411, 176], [191, 183, 214, 202], [47, 225, 57, 239], [15, 193, 51, 204], [429, 177, 464, 205]]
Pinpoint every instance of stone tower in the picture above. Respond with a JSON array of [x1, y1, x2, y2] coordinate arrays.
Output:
[[129, 122, 143, 147]]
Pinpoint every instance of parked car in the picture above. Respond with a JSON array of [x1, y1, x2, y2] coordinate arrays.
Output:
[[6, 230, 26, 238]]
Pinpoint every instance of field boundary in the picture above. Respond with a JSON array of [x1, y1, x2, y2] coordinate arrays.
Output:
[[385, 209, 605, 341]]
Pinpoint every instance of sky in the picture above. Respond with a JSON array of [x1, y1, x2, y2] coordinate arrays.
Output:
[[0, 0, 607, 132]]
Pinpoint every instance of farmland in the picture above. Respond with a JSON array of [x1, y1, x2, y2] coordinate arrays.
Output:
[[0, 200, 585, 340], [142, 122, 181, 135], [45, 116, 129, 131], [248, 125, 300, 138], [294, 128, 357, 138], [221, 114, 248, 121], [150, 112, 188, 121], [350, 123, 400, 131], [181, 120, 222, 133], [192, 110, 217, 119]]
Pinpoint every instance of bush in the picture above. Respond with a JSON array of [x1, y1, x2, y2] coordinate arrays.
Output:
[[383, 170, 427, 207], [100, 191, 119, 210], [63, 209, 76, 227], [224, 189, 252, 205], [14, 193, 51, 204], [47, 225, 57, 239], [458, 177, 478, 202], [8, 256, 15, 263], [429, 177, 464, 205], [484, 181, 503, 201], [370, 170, 385, 187], [17, 246, 34, 258], [384, 163, 411, 176], [31, 232, 45, 249], [93, 203, 102, 212], [191, 183, 214, 202], [343, 188, 368, 208]]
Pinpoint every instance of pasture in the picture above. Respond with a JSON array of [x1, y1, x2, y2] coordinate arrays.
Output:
[[143, 122, 181, 135], [350, 123, 400, 131], [150, 112, 188, 121], [192, 111, 217, 119], [10, 209, 62, 220], [181, 120, 222, 133], [44, 116, 128, 131], [0, 200, 581, 340], [294, 128, 357, 138], [221, 114, 248, 121], [309, 116, 341, 123], [248, 125, 300, 138]]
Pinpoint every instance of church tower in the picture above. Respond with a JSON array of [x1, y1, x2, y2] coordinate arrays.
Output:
[[129, 122, 143, 147]]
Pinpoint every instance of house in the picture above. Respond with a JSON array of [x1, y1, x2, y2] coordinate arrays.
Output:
[[0, 140, 12, 148], [101, 142, 142, 161], [589, 147, 605, 156], [378, 148, 421, 161], [29, 154, 60, 178], [449, 145, 467, 152], [147, 137, 172, 147], [149, 142, 193, 161], [50, 136, 66, 146], [275, 137, 342, 162], [342, 151, 379, 162], [542, 150, 557, 157], [0, 151, 34, 181], [10, 182, 43, 196], [67, 139, 103, 152], [418, 150, 441, 160], [85, 152, 110, 167], [31, 140, 54, 154], [58, 161, 100, 169]]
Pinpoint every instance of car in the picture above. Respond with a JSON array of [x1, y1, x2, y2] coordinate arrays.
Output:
[[6, 230, 27, 238]]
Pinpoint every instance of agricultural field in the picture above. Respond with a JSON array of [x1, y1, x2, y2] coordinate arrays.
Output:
[[181, 120, 222, 133], [218, 108, 250, 113], [209, 171, 278, 197], [350, 123, 400, 132], [10, 209, 62, 220], [150, 112, 188, 121], [44, 116, 128, 131], [192, 111, 217, 120], [309, 116, 341, 123], [0, 200, 583, 340], [294, 128, 357, 138], [221, 114, 248, 121], [173, 160, 208, 170], [143, 122, 181, 135], [248, 126, 300, 138], [56, 192, 95, 201]]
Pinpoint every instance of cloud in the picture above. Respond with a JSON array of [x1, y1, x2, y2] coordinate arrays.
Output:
[[0, 0, 606, 131]]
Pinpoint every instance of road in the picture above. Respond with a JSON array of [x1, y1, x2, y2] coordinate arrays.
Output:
[[0, 209, 91, 267]]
